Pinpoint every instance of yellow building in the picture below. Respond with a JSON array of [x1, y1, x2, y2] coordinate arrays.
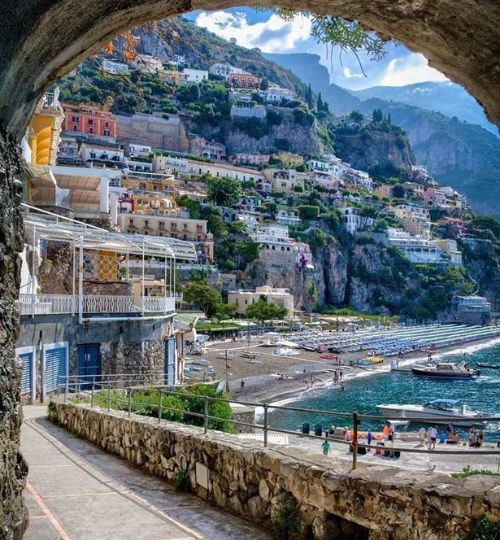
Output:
[[121, 174, 176, 195], [227, 286, 294, 317], [27, 90, 65, 165], [118, 213, 214, 262]]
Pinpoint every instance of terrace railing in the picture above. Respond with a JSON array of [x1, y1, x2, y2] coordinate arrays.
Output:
[[56, 376, 500, 472], [17, 293, 176, 316]]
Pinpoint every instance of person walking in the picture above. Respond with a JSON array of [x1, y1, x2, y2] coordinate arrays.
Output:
[[429, 426, 438, 450], [367, 430, 373, 451], [321, 439, 331, 456], [418, 426, 427, 447], [240, 379, 245, 391]]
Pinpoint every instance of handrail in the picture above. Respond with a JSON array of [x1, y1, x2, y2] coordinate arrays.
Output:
[[57, 378, 500, 471]]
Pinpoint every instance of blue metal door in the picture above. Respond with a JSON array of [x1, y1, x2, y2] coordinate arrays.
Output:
[[165, 337, 176, 386], [77, 344, 101, 387], [44, 346, 67, 393], [19, 351, 33, 396]]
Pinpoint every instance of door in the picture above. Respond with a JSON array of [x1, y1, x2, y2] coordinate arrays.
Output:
[[77, 344, 101, 387], [43, 343, 68, 397], [164, 337, 176, 386], [17, 346, 36, 403]]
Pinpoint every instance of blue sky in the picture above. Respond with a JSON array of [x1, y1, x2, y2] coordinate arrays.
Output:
[[186, 8, 449, 90]]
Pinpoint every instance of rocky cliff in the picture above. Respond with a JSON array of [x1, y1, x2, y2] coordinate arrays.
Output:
[[0, 128, 28, 539]]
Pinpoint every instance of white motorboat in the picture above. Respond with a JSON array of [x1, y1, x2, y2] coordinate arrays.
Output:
[[411, 362, 480, 379], [377, 399, 484, 426]]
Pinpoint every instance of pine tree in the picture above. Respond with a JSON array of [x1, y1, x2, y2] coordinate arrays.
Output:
[[306, 83, 313, 108], [387, 113, 392, 124], [317, 92, 324, 112]]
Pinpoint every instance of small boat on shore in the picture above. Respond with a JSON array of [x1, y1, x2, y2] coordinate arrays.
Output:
[[476, 362, 500, 370], [411, 362, 480, 379], [378, 399, 484, 426]]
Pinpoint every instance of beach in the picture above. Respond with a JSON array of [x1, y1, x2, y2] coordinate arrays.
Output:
[[200, 331, 500, 405]]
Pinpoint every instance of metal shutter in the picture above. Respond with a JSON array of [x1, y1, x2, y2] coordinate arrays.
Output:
[[165, 337, 176, 386], [19, 352, 33, 395], [44, 346, 67, 393]]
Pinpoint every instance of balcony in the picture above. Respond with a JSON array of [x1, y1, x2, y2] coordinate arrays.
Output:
[[17, 293, 176, 316]]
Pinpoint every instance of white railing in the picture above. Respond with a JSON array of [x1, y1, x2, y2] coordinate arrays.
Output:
[[17, 294, 176, 315]]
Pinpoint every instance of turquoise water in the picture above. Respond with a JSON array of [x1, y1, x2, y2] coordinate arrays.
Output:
[[269, 344, 500, 441]]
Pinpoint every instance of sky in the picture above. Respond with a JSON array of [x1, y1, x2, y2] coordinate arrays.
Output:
[[187, 7, 449, 91]]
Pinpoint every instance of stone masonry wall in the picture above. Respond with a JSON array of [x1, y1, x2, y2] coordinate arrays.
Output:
[[50, 402, 500, 540], [0, 128, 28, 538]]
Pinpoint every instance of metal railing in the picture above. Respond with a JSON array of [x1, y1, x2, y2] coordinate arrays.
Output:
[[17, 294, 176, 315], [55, 376, 500, 471]]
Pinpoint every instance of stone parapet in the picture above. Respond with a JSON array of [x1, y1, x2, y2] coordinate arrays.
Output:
[[49, 402, 500, 540]]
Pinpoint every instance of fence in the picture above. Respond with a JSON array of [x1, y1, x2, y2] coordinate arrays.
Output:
[[57, 376, 500, 471], [17, 293, 176, 315]]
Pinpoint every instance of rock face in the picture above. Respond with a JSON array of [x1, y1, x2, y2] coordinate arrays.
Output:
[[0, 127, 28, 539], [49, 402, 500, 540]]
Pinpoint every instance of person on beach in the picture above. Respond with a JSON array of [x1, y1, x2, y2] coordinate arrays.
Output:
[[428, 426, 437, 449], [418, 426, 427, 446], [339, 370, 343, 380], [367, 430, 373, 450], [240, 379, 245, 391], [322, 439, 331, 456]]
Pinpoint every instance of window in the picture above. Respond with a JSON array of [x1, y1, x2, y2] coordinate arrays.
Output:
[[129, 219, 134, 226], [73, 125, 78, 131], [159, 222, 165, 231], [103, 129, 110, 137], [144, 220, 149, 229], [90, 152, 96, 159], [89, 127, 94, 134], [105, 121, 109, 128], [88, 119, 93, 125], [72, 115, 79, 122]]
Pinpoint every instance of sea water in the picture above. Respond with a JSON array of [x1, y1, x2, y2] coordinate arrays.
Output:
[[268, 344, 500, 441]]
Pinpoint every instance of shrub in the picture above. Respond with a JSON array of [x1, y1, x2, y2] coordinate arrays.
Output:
[[174, 471, 192, 493], [298, 205, 320, 220], [272, 495, 303, 540]]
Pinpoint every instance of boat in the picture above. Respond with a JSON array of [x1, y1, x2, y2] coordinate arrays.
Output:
[[365, 355, 384, 364], [476, 363, 500, 370], [378, 399, 484, 426], [411, 362, 480, 379]]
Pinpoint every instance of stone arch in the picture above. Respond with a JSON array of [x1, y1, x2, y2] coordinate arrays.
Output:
[[1, 0, 500, 137], [0, 2, 499, 538]]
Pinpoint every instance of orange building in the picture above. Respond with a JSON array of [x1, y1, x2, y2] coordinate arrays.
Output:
[[62, 103, 116, 139]]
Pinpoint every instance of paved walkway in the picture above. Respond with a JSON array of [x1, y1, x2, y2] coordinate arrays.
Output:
[[22, 406, 271, 540]]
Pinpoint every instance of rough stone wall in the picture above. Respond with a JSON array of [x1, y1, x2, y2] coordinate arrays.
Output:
[[49, 403, 500, 540], [0, 128, 28, 538]]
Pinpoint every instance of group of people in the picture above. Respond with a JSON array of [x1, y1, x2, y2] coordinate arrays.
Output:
[[418, 426, 439, 449], [468, 427, 484, 448], [333, 370, 343, 383]]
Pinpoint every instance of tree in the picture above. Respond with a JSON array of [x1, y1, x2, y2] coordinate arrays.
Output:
[[317, 92, 324, 112], [260, 78, 269, 91], [305, 83, 313, 109], [246, 298, 288, 325], [349, 110, 364, 123], [206, 177, 242, 206], [298, 205, 320, 220], [372, 108, 383, 123], [183, 282, 223, 318], [392, 184, 406, 199]]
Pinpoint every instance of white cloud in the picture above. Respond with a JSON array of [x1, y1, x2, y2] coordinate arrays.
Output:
[[195, 11, 312, 53], [378, 53, 448, 86], [342, 66, 364, 79]]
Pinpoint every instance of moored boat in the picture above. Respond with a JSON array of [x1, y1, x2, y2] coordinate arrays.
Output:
[[378, 399, 484, 426], [476, 362, 500, 369], [411, 362, 480, 379]]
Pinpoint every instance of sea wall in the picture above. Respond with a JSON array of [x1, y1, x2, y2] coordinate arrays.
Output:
[[49, 402, 500, 540]]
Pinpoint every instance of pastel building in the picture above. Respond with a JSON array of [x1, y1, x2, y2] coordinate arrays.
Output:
[[393, 204, 431, 239], [62, 103, 116, 139], [227, 286, 294, 317]]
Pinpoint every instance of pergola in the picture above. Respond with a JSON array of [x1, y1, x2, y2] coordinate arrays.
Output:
[[20, 203, 197, 322]]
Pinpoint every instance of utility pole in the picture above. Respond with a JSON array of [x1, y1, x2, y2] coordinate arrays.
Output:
[[225, 349, 230, 393]]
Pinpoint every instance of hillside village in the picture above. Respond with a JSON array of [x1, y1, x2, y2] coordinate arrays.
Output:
[[22, 20, 500, 329]]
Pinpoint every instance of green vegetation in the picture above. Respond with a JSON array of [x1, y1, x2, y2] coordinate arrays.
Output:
[[91, 385, 235, 433], [206, 176, 242, 206], [272, 495, 303, 540], [451, 465, 500, 479], [246, 298, 288, 325], [463, 516, 500, 540], [183, 282, 235, 320]]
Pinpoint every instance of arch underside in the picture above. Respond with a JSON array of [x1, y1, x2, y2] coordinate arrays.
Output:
[[0, 0, 499, 138]]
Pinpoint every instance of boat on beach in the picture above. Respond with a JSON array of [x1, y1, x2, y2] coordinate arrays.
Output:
[[378, 399, 484, 426], [411, 362, 480, 379]]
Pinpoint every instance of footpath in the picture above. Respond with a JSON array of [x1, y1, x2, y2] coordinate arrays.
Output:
[[22, 406, 271, 540]]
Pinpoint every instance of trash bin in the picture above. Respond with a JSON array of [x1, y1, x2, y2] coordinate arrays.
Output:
[[314, 424, 322, 437], [302, 423, 310, 435]]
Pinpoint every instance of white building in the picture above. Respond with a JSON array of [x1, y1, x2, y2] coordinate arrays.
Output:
[[128, 143, 152, 157], [306, 159, 330, 172], [101, 59, 130, 75], [132, 54, 164, 73], [264, 86, 295, 102], [183, 69, 209, 83], [393, 204, 431, 239], [340, 207, 374, 234], [209, 63, 244, 80], [387, 228, 460, 266], [79, 143, 125, 168], [228, 286, 294, 318]]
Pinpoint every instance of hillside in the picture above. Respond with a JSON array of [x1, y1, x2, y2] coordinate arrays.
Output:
[[266, 53, 500, 216], [264, 53, 361, 113], [352, 82, 498, 136], [357, 99, 500, 216]]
